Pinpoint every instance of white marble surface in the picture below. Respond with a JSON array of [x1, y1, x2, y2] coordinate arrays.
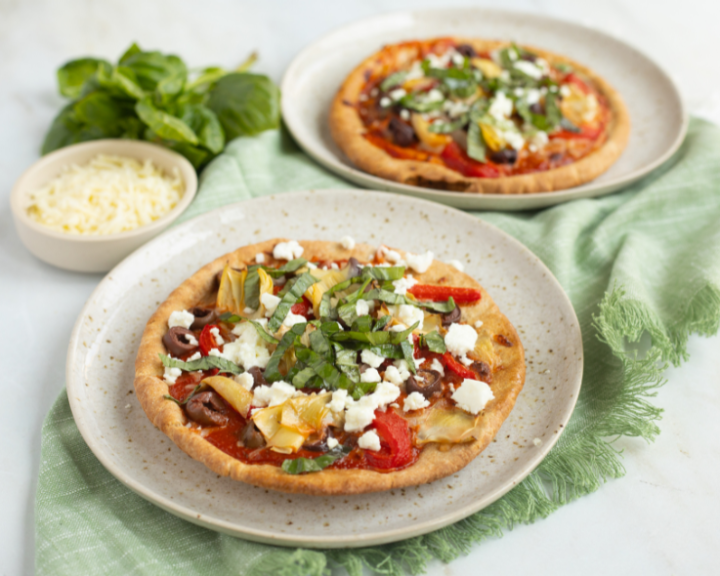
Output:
[[1, 1, 719, 575]]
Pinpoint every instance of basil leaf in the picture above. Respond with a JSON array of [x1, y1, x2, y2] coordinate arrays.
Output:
[[423, 331, 447, 354], [351, 315, 373, 333], [351, 380, 378, 400], [331, 329, 392, 346], [135, 97, 199, 144], [281, 446, 351, 475], [373, 315, 392, 332], [268, 273, 318, 332], [248, 320, 279, 344], [318, 278, 354, 320], [466, 121, 486, 163], [381, 71, 408, 92], [545, 92, 561, 128], [389, 321, 420, 345], [309, 329, 332, 358], [57, 58, 111, 99], [219, 312, 243, 323], [262, 258, 307, 278], [159, 353, 243, 375], [263, 322, 307, 382], [361, 266, 406, 281], [398, 92, 444, 113], [365, 343, 403, 360], [243, 266, 261, 311], [428, 116, 467, 133], [337, 301, 359, 328], [334, 345, 361, 383], [400, 341, 417, 374], [426, 67, 478, 98], [207, 72, 281, 139], [416, 297, 456, 314], [295, 347, 352, 390], [291, 366, 319, 389], [362, 288, 406, 306]]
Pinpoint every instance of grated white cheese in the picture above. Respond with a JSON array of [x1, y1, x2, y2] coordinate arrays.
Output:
[[358, 430, 381, 451], [26, 154, 184, 235]]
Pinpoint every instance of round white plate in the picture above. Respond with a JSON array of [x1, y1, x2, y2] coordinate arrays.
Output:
[[66, 189, 583, 548], [281, 9, 687, 211]]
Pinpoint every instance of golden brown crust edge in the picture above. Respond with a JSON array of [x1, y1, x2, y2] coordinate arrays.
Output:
[[134, 239, 526, 495], [329, 38, 631, 195]]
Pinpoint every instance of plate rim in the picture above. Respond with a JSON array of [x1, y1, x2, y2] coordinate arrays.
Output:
[[280, 7, 688, 210], [66, 188, 584, 548]]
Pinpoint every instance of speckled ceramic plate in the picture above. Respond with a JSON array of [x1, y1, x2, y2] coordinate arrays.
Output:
[[66, 189, 583, 548], [281, 9, 687, 211]]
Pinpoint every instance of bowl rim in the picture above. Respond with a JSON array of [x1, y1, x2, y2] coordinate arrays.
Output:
[[10, 139, 198, 243]]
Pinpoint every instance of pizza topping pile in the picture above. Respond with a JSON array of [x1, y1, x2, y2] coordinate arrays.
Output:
[[160, 240, 509, 473], [358, 39, 608, 177]]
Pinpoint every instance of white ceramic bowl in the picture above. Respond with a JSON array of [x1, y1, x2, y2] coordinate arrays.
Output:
[[10, 139, 197, 273]]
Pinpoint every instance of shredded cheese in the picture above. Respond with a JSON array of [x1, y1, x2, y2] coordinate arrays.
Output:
[[26, 154, 184, 235]]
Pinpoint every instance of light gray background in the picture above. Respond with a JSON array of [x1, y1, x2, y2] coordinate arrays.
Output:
[[1, 1, 719, 575]]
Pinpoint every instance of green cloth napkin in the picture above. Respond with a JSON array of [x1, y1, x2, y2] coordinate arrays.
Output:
[[36, 118, 720, 576]]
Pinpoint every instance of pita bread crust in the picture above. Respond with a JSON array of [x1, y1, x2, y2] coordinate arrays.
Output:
[[134, 239, 525, 495], [329, 37, 630, 195]]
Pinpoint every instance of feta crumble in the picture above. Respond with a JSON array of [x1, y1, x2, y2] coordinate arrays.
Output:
[[261, 293, 281, 317], [451, 378, 495, 414], [430, 358, 445, 376], [489, 91, 513, 121], [328, 389, 348, 413], [340, 236, 355, 250], [404, 391, 430, 411], [273, 240, 304, 261], [282, 311, 307, 327], [223, 322, 271, 369], [360, 368, 381, 383], [252, 381, 298, 407], [326, 437, 339, 450], [398, 304, 424, 330], [514, 60, 542, 79], [163, 366, 182, 385], [361, 349, 385, 369], [168, 310, 194, 329], [371, 381, 401, 409], [448, 260, 464, 272], [356, 299, 370, 317], [255, 253, 265, 264], [392, 274, 418, 295], [233, 372, 255, 391], [445, 323, 478, 364], [344, 396, 377, 432], [405, 251, 434, 273], [358, 430, 381, 451], [209, 326, 224, 346], [186, 351, 201, 362]]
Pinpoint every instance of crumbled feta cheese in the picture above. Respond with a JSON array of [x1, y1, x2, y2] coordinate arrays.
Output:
[[405, 251, 434, 273], [328, 389, 348, 413], [360, 368, 381, 383], [340, 235, 355, 250], [252, 381, 298, 407], [380, 96, 392, 107], [361, 349, 385, 368], [224, 322, 271, 369], [389, 88, 406, 101], [430, 358, 445, 376], [501, 129, 525, 151], [525, 88, 541, 106], [187, 351, 201, 362], [273, 240, 304, 261], [384, 360, 412, 386], [398, 304, 424, 330], [448, 260, 464, 272], [210, 326, 224, 346], [426, 89, 444, 102], [381, 247, 405, 265], [390, 323, 408, 332], [443, 99, 470, 118], [356, 299, 370, 317], [445, 323, 478, 364], [326, 437, 339, 450], [330, 262, 339, 270], [514, 60, 542, 79], [233, 372, 255, 391], [255, 253, 265, 264], [283, 311, 307, 327], [530, 130, 549, 150], [405, 61, 424, 81], [261, 293, 281, 317], [392, 274, 418, 295], [508, 48, 518, 62], [163, 366, 182, 384], [243, 307, 256, 315], [208, 348, 226, 358], [451, 379, 495, 414], [371, 381, 401, 408], [185, 333, 199, 346], [404, 391, 430, 411], [500, 70, 510, 81], [474, 320, 484, 329], [400, 109, 410, 120], [344, 396, 377, 432], [451, 52, 465, 67], [358, 430, 381, 451], [168, 310, 194, 329], [560, 84, 571, 97], [489, 91, 513, 120]]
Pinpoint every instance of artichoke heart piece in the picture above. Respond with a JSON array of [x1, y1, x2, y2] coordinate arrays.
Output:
[[416, 406, 479, 445], [411, 113, 452, 150], [217, 266, 247, 314], [201, 375, 253, 418], [256, 268, 274, 315], [471, 58, 503, 79], [479, 122, 504, 152], [305, 268, 349, 315], [560, 83, 599, 126], [474, 335, 499, 371]]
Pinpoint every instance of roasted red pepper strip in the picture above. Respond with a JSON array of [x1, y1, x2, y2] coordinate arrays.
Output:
[[290, 296, 313, 319], [364, 410, 414, 470], [442, 352, 476, 380], [408, 284, 481, 304], [198, 324, 221, 356], [441, 141, 501, 178]]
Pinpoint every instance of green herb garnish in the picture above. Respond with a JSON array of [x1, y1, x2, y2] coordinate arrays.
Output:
[[159, 353, 243, 375], [281, 445, 351, 474]]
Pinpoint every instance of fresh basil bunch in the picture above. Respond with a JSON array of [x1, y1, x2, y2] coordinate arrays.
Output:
[[42, 43, 280, 169]]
